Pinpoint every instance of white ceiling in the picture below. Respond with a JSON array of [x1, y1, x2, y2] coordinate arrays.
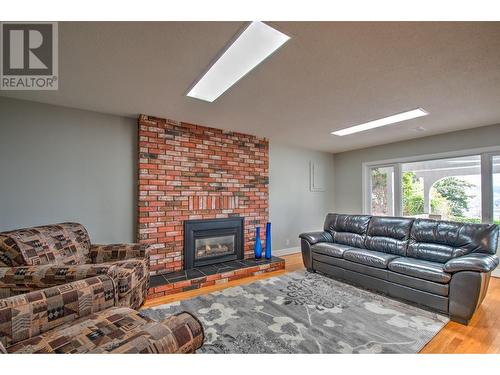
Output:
[[2, 21, 500, 153]]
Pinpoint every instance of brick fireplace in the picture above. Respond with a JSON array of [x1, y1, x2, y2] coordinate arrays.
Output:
[[137, 114, 269, 275]]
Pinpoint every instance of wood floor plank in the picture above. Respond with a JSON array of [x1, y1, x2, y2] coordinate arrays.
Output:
[[143, 252, 500, 354]]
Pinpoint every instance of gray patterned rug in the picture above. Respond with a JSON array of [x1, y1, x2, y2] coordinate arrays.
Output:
[[141, 270, 449, 353]]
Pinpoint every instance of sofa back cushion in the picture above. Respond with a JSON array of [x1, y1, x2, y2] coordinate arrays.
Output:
[[408, 219, 499, 263], [324, 213, 371, 248], [365, 216, 414, 256], [0, 223, 91, 267]]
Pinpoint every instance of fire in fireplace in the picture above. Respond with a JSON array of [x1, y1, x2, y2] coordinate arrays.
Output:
[[195, 235, 235, 259], [184, 217, 244, 269]]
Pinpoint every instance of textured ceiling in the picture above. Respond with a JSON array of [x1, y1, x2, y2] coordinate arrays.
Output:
[[2, 21, 500, 152]]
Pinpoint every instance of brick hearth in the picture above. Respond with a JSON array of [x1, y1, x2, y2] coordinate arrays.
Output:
[[147, 256, 285, 300], [137, 114, 269, 275]]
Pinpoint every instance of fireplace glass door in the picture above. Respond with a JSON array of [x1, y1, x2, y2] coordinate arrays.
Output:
[[184, 217, 244, 269], [195, 234, 236, 261]]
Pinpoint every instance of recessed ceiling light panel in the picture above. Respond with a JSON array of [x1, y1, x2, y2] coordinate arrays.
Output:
[[331, 108, 429, 136], [186, 21, 290, 102]]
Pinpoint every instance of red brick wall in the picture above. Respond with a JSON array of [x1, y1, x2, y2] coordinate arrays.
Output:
[[137, 114, 269, 275]]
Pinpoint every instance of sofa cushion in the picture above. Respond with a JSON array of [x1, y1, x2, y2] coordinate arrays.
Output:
[[0, 223, 91, 267], [323, 213, 371, 248], [387, 271, 449, 296], [343, 248, 399, 269], [365, 216, 414, 256], [313, 253, 388, 280], [408, 219, 499, 263], [388, 257, 451, 284], [6, 307, 204, 354], [0, 275, 115, 348], [311, 242, 355, 258], [313, 251, 449, 296], [0, 259, 149, 310], [89, 243, 149, 264], [0, 263, 119, 298]]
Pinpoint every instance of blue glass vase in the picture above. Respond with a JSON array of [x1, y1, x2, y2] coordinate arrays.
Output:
[[254, 226, 262, 259], [265, 222, 272, 259]]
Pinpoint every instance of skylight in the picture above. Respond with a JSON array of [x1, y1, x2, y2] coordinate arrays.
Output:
[[186, 21, 290, 102], [331, 108, 429, 136]]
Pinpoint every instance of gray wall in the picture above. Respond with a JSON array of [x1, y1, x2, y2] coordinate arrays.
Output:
[[0, 97, 137, 243], [269, 143, 335, 251], [334, 123, 500, 214], [12, 96, 498, 254], [0, 97, 338, 252]]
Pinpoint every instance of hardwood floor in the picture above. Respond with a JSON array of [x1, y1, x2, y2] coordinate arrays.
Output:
[[143, 253, 500, 354], [420, 274, 500, 354]]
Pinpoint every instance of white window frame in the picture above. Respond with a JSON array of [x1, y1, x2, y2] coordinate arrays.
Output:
[[483, 151, 500, 223], [362, 145, 500, 224], [365, 164, 400, 216]]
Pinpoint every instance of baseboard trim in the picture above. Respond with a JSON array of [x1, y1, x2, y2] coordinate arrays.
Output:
[[273, 247, 300, 256]]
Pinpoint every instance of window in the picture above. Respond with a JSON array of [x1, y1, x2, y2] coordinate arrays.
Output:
[[370, 166, 395, 216], [493, 155, 500, 224], [401, 155, 481, 222], [364, 149, 500, 224]]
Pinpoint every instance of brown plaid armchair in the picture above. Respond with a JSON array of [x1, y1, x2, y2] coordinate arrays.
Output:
[[0, 223, 149, 308], [0, 223, 204, 353]]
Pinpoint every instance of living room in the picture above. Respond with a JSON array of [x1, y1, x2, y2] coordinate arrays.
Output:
[[1, 1, 500, 373]]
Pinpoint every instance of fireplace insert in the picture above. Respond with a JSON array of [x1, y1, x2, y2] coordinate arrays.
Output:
[[184, 217, 244, 269]]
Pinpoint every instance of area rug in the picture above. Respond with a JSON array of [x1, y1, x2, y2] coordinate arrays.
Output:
[[140, 270, 449, 353]]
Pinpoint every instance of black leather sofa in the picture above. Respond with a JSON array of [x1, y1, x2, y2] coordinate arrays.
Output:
[[300, 214, 499, 324]]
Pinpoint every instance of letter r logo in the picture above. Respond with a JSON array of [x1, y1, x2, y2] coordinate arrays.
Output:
[[2, 23, 53, 75]]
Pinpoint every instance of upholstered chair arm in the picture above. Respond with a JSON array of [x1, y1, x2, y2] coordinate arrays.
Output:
[[444, 253, 499, 273], [108, 311, 205, 354], [106, 259, 150, 310], [0, 275, 116, 349], [89, 243, 150, 264], [150, 312, 205, 353], [0, 264, 118, 298], [299, 231, 333, 245]]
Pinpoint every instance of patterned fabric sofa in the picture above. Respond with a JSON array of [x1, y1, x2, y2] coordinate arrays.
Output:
[[0, 276, 204, 353], [0, 223, 204, 353], [0, 223, 149, 309]]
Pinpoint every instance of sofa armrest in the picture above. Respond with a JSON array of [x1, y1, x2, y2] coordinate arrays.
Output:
[[299, 231, 333, 245], [444, 253, 499, 273], [157, 312, 205, 353], [90, 243, 149, 264], [0, 264, 117, 298], [299, 231, 333, 271], [117, 311, 205, 354], [106, 259, 149, 310], [0, 275, 116, 349]]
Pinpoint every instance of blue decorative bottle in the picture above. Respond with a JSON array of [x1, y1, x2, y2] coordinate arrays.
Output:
[[265, 222, 272, 259], [254, 226, 262, 259]]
